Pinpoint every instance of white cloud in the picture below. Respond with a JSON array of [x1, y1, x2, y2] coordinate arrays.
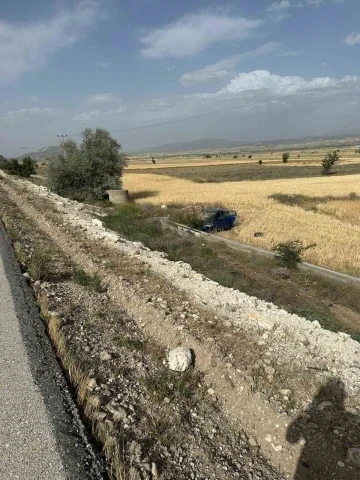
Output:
[[218, 70, 335, 95], [2, 107, 61, 125], [87, 93, 116, 104], [344, 32, 360, 46], [30, 96, 39, 103], [0, 0, 101, 82], [179, 42, 280, 85], [73, 107, 126, 123], [96, 61, 111, 70], [267, 1, 291, 12], [140, 11, 262, 58]]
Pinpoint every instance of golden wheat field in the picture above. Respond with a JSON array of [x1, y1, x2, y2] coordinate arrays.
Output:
[[124, 172, 360, 276]]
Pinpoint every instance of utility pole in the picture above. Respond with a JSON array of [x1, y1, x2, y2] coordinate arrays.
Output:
[[57, 134, 68, 158], [21, 147, 27, 158]]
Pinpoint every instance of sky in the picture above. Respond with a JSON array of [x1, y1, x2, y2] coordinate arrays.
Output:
[[1, 0, 360, 156]]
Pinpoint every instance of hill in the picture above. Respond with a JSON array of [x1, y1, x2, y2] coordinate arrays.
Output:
[[17, 146, 62, 162], [133, 135, 360, 154], [135, 138, 244, 153]]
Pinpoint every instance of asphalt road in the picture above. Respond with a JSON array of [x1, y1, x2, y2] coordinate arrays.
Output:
[[0, 221, 105, 480]]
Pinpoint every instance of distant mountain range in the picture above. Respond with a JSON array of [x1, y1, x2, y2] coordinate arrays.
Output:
[[132, 135, 360, 154], [11, 134, 360, 160], [135, 138, 245, 153]]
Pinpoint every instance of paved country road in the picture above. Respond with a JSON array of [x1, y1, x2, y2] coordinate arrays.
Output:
[[0, 221, 105, 480]]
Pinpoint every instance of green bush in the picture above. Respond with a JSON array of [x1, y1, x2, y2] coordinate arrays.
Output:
[[248, 154, 252, 159], [282, 152, 290, 163], [47, 128, 128, 200], [321, 150, 340, 176], [0, 156, 36, 178], [349, 192, 358, 200], [272, 240, 315, 268], [258, 160, 263, 165], [233, 155, 238, 159]]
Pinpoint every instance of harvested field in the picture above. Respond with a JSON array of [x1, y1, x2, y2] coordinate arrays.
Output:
[[123, 172, 360, 276], [128, 162, 360, 183]]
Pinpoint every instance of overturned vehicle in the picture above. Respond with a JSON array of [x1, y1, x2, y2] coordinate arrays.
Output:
[[200, 208, 237, 232]]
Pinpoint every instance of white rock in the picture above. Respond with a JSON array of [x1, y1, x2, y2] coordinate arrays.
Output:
[[100, 351, 112, 361], [160, 205, 167, 209], [207, 388, 216, 396], [87, 378, 97, 390], [92, 218, 103, 227], [337, 461, 345, 468], [168, 347, 192, 372]]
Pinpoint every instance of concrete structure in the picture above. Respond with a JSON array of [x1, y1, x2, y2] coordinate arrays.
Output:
[[106, 189, 129, 204]]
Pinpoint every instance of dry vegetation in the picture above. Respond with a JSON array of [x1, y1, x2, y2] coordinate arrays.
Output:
[[123, 172, 360, 276]]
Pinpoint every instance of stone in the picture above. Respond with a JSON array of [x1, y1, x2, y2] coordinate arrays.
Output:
[[167, 347, 192, 372], [151, 462, 159, 479], [100, 351, 112, 361], [92, 218, 103, 227], [265, 434, 272, 443], [207, 388, 216, 396], [113, 407, 127, 422], [319, 401, 334, 411], [87, 378, 97, 390], [337, 461, 345, 468], [347, 448, 360, 466]]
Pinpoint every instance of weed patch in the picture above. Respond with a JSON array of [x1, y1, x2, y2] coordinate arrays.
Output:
[[73, 268, 105, 292]]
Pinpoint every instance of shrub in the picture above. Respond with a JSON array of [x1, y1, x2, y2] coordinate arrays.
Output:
[[321, 150, 340, 176], [0, 156, 36, 177], [258, 160, 263, 165], [28, 247, 52, 281], [21, 156, 36, 177], [272, 240, 316, 268], [47, 128, 128, 200], [204, 154, 212, 159], [349, 192, 358, 200], [282, 152, 290, 163], [248, 154, 252, 159], [233, 155, 238, 159]]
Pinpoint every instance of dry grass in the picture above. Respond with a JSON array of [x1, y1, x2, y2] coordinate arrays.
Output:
[[123, 172, 360, 276]]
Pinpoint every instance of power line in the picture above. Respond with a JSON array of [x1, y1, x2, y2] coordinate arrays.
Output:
[[65, 75, 359, 137]]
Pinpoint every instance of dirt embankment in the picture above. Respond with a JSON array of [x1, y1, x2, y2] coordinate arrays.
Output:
[[0, 173, 359, 480]]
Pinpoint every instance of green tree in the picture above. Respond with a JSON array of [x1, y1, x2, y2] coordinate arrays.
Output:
[[282, 152, 290, 163], [321, 151, 340, 176], [21, 156, 36, 177], [48, 128, 128, 200], [248, 154, 252, 159]]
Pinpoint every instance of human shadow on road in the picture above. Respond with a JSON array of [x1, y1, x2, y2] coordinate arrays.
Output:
[[286, 377, 360, 479]]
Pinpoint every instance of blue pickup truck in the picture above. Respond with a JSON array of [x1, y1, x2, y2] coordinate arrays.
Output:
[[200, 208, 237, 232]]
